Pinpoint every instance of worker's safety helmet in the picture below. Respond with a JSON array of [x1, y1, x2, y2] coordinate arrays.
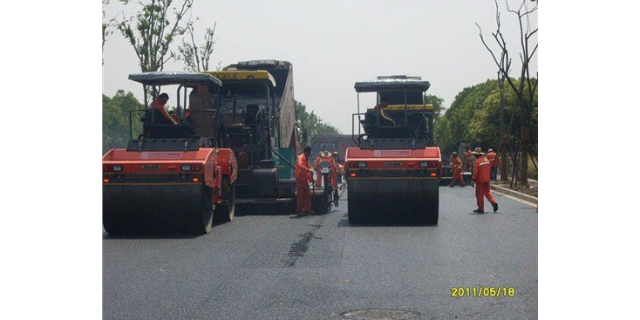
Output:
[[488, 148, 493, 152], [472, 147, 484, 155], [452, 152, 458, 156]]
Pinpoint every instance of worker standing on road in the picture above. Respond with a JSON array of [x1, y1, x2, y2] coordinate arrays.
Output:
[[313, 151, 322, 187], [471, 147, 498, 213], [314, 151, 333, 187], [486, 148, 500, 181], [448, 152, 465, 187], [464, 146, 474, 173], [296, 146, 314, 216], [331, 152, 341, 187]]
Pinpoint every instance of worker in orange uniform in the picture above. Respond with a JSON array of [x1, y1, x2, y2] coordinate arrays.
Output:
[[486, 148, 500, 181], [372, 98, 395, 126], [448, 152, 465, 187], [295, 146, 314, 216], [471, 147, 498, 213], [314, 151, 337, 187], [464, 146, 474, 173], [313, 151, 323, 187], [331, 152, 342, 186], [147, 93, 177, 125]]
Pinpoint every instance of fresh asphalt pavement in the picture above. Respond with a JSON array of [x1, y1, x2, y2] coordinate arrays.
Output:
[[103, 186, 537, 320]]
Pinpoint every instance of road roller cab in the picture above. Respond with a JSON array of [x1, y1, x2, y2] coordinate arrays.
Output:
[[345, 75, 442, 225], [102, 72, 238, 235]]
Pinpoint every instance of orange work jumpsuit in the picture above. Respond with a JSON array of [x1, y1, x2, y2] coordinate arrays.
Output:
[[449, 157, 465, 187], [472, 156, 496, 211], [295, 153, 313, 212], [330, 158, 338, 187], [464, 150, 474, 172], [486, 151, 499, 181], [313, 156, 322, 187], [148, 100, 176, 124]]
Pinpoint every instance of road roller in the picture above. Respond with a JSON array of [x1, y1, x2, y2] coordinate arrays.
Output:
[[102, 72, 237, 235], [345, 75, 442, 225]]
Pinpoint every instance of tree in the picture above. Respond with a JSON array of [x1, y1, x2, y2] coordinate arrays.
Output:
[[435, 78, 537, 181], [102, 0, 115, 65], [176, 21, 218, 72], [117, 0, 194, 97], [294, 101, 340, 146], [476, 0, 538, 187], [424, 94, 444, 124], [103, 91, 144, 153]]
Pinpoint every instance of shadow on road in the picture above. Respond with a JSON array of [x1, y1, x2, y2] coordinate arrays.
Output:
[[337, 217, 439, 228], [234, 203, 295, 216], [102, 231, 201, 240]]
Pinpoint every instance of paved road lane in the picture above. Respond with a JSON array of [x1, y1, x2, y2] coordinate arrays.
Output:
[[103, 186, 537, 319]]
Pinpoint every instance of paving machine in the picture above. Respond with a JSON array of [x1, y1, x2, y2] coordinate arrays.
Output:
[[102, 72, 238, 235], [345, 75, 442, 225], [202, 60, 299, 209]]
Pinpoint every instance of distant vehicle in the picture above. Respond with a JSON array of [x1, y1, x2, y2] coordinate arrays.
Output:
[[102, 72, 237, 235], [345, 75, 441, 225]]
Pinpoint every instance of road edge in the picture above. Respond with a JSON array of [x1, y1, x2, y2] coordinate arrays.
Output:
[[491, 184, 538, 206]]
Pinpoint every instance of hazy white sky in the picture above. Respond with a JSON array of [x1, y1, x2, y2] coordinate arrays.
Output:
[[103, 0, 537, 133]]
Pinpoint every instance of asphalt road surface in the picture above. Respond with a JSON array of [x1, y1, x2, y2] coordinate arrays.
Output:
[[103, 186, 537, 320]]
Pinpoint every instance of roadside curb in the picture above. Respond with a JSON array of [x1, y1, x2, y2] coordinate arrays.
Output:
[[491, 184, 538, 204]]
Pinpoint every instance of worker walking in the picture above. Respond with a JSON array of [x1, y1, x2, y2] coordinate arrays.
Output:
[[471, 147, 498, 213], [464, 146, 474, 173], [486, 148, 500, 181], [295, 146, 314, 216], [448, 152, 465, 187]]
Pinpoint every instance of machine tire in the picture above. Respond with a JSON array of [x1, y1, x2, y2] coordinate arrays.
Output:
[[319, 191, 331, 214], [347, 187, 365, 225], [189, 186, 214, 234], [214, 177, 236, 223], [416, 180, 439, 225], [103, 218, 124, 236]]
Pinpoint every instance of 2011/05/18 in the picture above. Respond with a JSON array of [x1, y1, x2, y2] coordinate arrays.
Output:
[[451, 286, 516, 298]]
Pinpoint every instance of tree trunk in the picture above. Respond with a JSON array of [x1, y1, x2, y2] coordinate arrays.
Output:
[[519, 120, 529, 188], [498, 72, 509, 182]]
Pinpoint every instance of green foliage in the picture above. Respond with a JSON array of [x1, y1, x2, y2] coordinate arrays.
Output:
[[103, 91, 144, 154], [434, 78, 537, 153], [424, 94, 444, 123], [294, 100, 340, 146], [176, 22, 218, 72], [117, 0, 193, 75], [528, 157, 538, 180], [103, 0, 117, 65]]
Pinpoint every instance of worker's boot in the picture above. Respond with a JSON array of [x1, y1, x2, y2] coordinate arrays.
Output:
[[473, 209, 484, 214], [492, 202, 499, 212]]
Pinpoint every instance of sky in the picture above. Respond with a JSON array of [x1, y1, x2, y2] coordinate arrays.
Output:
[[103, 0, 538, 134]]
